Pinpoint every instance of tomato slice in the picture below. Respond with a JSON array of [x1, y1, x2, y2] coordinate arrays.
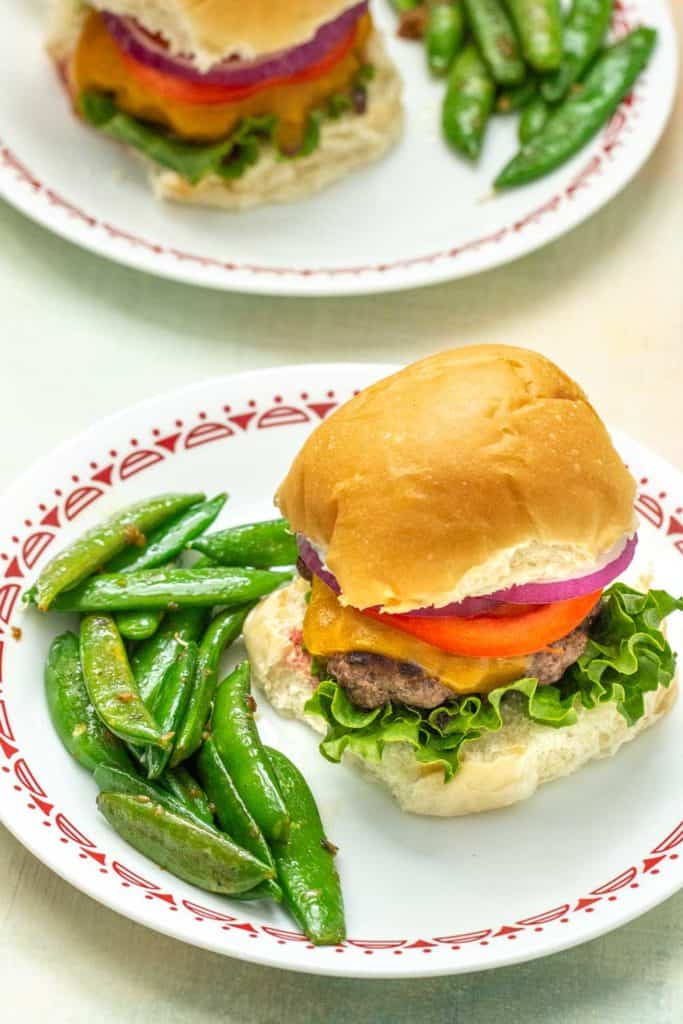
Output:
[[114, 22, 360, 106], [363, 591, 603, 658]]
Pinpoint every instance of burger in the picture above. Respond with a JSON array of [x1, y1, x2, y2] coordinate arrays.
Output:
[[244, 346, 681, 816], [47, 1, 402, 209]]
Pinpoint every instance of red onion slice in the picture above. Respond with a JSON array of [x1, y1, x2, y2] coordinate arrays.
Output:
[[297, 532, 637, 618], [102, 3, 368, 87]]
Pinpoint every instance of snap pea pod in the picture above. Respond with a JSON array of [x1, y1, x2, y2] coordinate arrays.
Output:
[[518, 94, 550, 142], [158, 766, 215, 827], [426, 2, 466, 76], [190, 518, 297, 568], [442, 43, 496, 159], [49, 566, 291, 612], [196, 738, 281, 901], [171, 604, 254, 767], [541, 0, 614, 103], [93, 763, 213, 831], [141, 642, 198, 779], [462, 0, 525, 84], [80, 614, 167, 748], [495, 27, 657, 188], [496, 76, 537, 112], [389, 0, 421, 10], [266, 747, 345, 946], [107, 494, 228, 573], [506, 0, 563, 72], [131, 607, 206, 705], [116, 608, 165, 641], [32, 492, 203, 611], [97, 793, 274, 895], [45, 632, 134, 774], [211, 663, 290, 843]]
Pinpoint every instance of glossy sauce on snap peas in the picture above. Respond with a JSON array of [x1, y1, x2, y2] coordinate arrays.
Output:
[[45, 632, 134, 774], [541, 0, 614, 103], [518, 94, 550, 143], [196, 738, 281, 902], [116, 608, 165, 641], [506, 0, 563, 72], [107, 494, 227, 573], [32, 492, 203, 611], [443, 44, 496, 160], [171, 604, 255, 766], [266, 747, 345, 947], [426, 2, 466, 76], [495, 27, 657, 188], [97, 793, 274, 895], [463, 0, 526, 85], [211, 663, 290, 843], [190, 518, 297, 568], [141, 641, 198, 779], [80, 614, 167, 748], [131, 607, 206, 705], [158, 766, 215, 826], [49, 566, 291, 612], [93, 763, 213, 831]]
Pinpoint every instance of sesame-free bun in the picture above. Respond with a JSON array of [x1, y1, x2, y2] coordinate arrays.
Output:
[[244, 580, 677, 817], [277, 346, 637, 613], [49, 0, 365, 71]]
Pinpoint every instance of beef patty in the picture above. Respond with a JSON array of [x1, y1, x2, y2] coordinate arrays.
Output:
[[324, 611, 598, 710]]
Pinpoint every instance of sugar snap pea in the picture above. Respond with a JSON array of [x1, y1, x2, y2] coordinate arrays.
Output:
[[49, 566, 291, 612], [426, 2, 466, 76], [131, 607, 206, 705], [496, 76, 538, 112], [32, 493, 203, 611], [495, 27, 657, 188], [266, 747, 345, 946], [462, 0, 525, 84], [190, 518, 297, 568], [107, 494, 228, 573], [518, 94, 550, 142], [45, 632, 134, 774], [142, 641, 198, 779], [171, 604, 254, 767], [442, 43, 496, 159], [541, 0, 614, 103], [158, 766, 215, 827], [390, 0, 422, 11], [116, 608, 165, 641], [80, 614, 167, 748], [211, 663, 290, 843], [97, 793, 274, 894], [93, 763, 213, 831], [506, 0, 563, 72], [196, 738, 280, 901]]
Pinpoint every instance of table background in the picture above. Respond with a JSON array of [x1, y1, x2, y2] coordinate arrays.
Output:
[[1, 6, 681, 1019]]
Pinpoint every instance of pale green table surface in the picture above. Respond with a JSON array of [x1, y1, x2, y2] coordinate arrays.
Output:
[[1, 16, 682, 1015]]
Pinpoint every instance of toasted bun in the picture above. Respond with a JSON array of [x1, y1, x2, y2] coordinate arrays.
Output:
[[244, 580, 677, 817], [48, 0, 364, 71], [277, 346, 637, 613], [151, 32, 402, 210]]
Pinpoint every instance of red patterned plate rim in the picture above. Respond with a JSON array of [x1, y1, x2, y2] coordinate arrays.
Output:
[[0, 364, 681, 978], [0, 2, 677, 296]]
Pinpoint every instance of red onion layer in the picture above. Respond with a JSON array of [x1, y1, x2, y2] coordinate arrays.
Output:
[[102, 3, 368, 87], [296, 533, 637, 618]]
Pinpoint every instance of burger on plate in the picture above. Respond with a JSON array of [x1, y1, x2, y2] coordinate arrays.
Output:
[[244, 346, 681, 815], [47, 0, 402, 209]]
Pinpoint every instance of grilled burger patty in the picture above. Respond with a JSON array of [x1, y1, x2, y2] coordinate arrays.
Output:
[[324, 613, 597, 710]]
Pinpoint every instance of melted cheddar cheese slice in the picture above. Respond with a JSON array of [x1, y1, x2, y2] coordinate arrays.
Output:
[[71, 12, 372, 150], [303, 578, 529, 696]]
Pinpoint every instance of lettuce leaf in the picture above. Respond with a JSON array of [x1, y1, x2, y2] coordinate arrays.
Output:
[[81, 92, 277, 185], [304, 585, 682, 782]]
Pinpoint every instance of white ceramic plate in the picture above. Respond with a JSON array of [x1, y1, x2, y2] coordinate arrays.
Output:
[[0, 363, 681, 978], [0, 1, 677, 296]]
